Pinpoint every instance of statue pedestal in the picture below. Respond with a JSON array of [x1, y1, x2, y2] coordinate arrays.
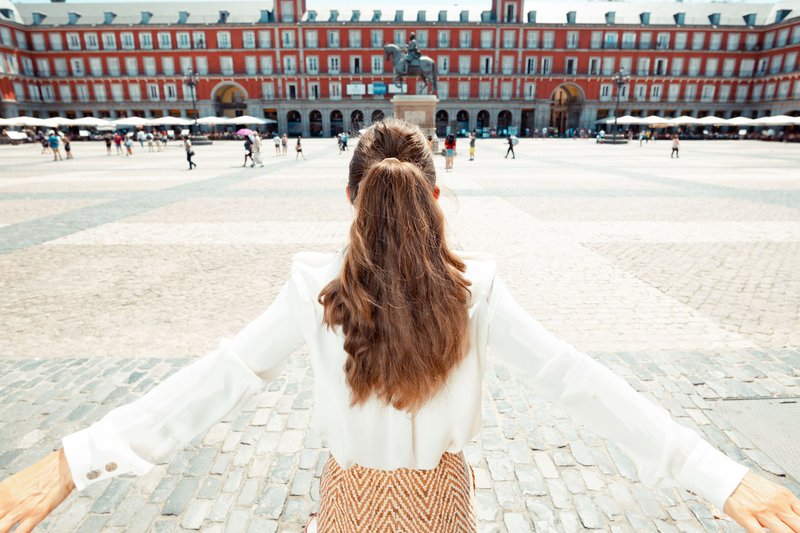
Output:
[[391, 95, 438, 137]]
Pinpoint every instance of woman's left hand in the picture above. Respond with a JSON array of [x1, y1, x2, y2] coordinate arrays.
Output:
[[724, 471, 800, 532]]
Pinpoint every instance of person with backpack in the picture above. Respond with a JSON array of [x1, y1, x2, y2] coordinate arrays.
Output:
[[243, 136, 254, 167], [444, 134, 456, 172]]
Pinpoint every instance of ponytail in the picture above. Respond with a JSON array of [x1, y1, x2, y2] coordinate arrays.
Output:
[[319, 120, 471, 413]]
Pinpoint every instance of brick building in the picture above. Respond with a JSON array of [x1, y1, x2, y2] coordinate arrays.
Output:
[[0, 0, 799, 136]]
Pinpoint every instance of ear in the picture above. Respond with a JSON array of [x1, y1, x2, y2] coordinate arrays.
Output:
[[433, 186, 440, 200], [345, 185, 352, 203]]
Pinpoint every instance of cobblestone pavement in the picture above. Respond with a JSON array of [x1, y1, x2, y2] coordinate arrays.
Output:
[[1, 138, 799, 532]]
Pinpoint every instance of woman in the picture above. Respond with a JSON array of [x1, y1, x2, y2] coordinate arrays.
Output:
[[296, 135, 305, 160], [0, 119, 798, 533], [504, 135, 515, 159], [671, 134, 681, 159], [183, 135, 196, 170], [444, 133, 456, 172], [243, 136, 254, 167], [281, 133, 288, 156]]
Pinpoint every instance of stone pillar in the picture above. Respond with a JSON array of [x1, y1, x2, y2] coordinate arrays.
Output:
[[392, 95, 439, 137]]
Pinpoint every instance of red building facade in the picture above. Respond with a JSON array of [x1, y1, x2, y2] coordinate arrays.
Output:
[[1, 0, 799, 136]]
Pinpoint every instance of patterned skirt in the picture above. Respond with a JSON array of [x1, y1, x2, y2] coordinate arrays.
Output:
[[315, 451, 477, 533]]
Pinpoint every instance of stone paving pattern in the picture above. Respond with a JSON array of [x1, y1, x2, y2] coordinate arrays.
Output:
[[0, 137, 799, 532]]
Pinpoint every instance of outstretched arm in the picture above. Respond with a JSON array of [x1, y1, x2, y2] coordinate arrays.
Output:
[[485, 275, 800, 531]]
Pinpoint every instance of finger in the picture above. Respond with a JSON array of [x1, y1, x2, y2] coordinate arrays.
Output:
[[0, 514, 19, 533], [16, 516, 40, 533], [741, 515, 765, 533], [760, 514, 794, 533], [777, 510, 800, 533]]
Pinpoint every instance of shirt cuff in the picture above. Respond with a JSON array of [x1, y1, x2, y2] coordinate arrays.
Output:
[[62, 427, 155, 491], [678, 438, 749, 511]]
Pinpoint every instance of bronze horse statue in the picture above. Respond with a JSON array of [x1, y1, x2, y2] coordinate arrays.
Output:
[[384, 44, 438, 94]]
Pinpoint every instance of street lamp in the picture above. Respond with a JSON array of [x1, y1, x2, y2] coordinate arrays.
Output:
[[183, 69, 200, 136], [612, 68, 630, 143]]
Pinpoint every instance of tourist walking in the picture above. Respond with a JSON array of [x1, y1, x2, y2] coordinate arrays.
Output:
[[505, 135, 516, 159], [469, 132, 476, 161], [340, 132, 348, 152], [63, 136, 73, 160], [273, 134, 281, 156], [2, 118, 798, 533], [113, 133, 123, 155], [295, 135, 305, 160], [146, 132, 155, 152], [671, 134, 680, 158], [183, 135, 196, 170], [48, 131, 62, 161], [281, 134, 288, 156], [104, 134, 112, 155], [444, 134, 456, 172], [242, 136, 254, 167], [252, 133, 264, 167], [639, 131, 645, 147], [124, 135, 134, 156]]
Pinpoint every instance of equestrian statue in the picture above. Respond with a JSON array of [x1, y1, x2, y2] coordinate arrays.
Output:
[[384, 33, 438, 94]]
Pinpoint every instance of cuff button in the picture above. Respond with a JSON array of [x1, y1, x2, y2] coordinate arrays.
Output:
[[86, 470, 100, 480], [105, 462, 118, 472]]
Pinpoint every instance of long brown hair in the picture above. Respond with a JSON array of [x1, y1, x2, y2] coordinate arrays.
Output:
[[319, 119, 471, 413]]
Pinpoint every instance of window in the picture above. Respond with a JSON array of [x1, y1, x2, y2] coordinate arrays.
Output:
[[770, 55, 783, 75], [28, 85, 41, 102], [654, 58, 667, 76], [139, 33, 153, 49], [165, 83, 177, 101], [722, 59, 736, 77], [688, 58, 701, 76], [350, 56, 361, 74], [372, 56, 383, 74], [120, 32, 134, 50], [763, 32, 774, 50], [541, 57, 552, 75], [260, 56, 273, 75], [542, 31, 554, 49], [102, 32, 117, 50], [503, 31, 515, 49], [602, 57, 615, 75], [705, 58, 718, 77], [306, 56, 319, 74], [16, 30, 27, 49], [89, 57, 103, 76], [85, 33, 99, 50], [479, 81, 491, 100], [143, 57, 156, 76], [674, 32, 687, 50], [691, 32, 705, 50], [460, 30, 472, 48], [604, 32, 618, 49], [756, 58, 768, 76], [527, 31, 539, 49], [262, 82, 274, 99], [745, 33, 758, 51], [147, 83, 160, 101], [526, 57, 537, 75], [709, 33, 722, 51], [36, 58, 50, 77], [795, 80, 800, 98], [59, 85, 72, 102], [177, 32, 190, 49], [309, 82, 320, 100], [372, 30, 383, 48], [634, 84, 647, 101], [590, 31, 602, 49], [12, 82, 24, 101], [656, 32, 670, 50], [437, 82, 448, 100], [0, 27, 11, 46], [785, 52, 797, 73], [639, 32, 652, 50], [32, 33, 45, 51], [739, 59, 755, 77], [107, 57, 120, 76], [162, 57, 175, 76], [328, 56, 340, 74], [622, 32, 636, 49], [178, 57, 192, 76], [650, 84, 662, 102], [480, 30, 493, 49], [158, 32, 172, 49], [778, 80, 790, 99], [588, 57, 599, 75], [71, 58, 85, 76], [684, 84, 697, 102], [701, 85, 715, 102], [793, 27, 800, 45], [76, 84, 90, 102], [110, 84, 123, 102], [458, 81, 470, 100], [125, 57, 138, 76], [480, 56, 492, 74], [637, 57, 650, 76], [438, 31, 450, 48], [566, 31, 579, 49], [245, 56, 257, 75], [259, 31, 271, 48], [727, 33, 740, 51], [752, 84, 763, 101], [237, 31, 254, 50], [330, 82, 341, 100], [718, 85, 731, 102], [777, 29, 789, 48], [437, 55, 448, 74], [417, 30, 428, 48], [49, 33, 63, 51], [394, 30, 405, 46], [94, 84, 107, 102], [349, 30, 362, 48], [502, 56, 514, 74], [21, 58, 33, 76], [42, 85, 55, 102], [565, 57, 577, 75], [458, 56, 470, 74], [220, 57, 234, 75], [66, 32, 81, 51], [501, 81, 512, 100], [305, 30, 318, 48], [195, 56, 208, 75], [282, 30, 295, 48], [600, 84, 612, 102], [328, 31, 340, 48], [287, 83, 297, 100], [193, 32, 206, 49], [668, 84, 681, 102]]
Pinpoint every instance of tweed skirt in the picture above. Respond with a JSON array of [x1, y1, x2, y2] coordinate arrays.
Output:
[[315, 451, 477, 533]]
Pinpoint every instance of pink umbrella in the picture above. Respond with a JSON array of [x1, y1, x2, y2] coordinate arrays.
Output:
[[236, 128, 255, 136]]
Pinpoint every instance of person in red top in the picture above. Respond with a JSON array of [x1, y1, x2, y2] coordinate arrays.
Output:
[[444, 134, 456, 172]]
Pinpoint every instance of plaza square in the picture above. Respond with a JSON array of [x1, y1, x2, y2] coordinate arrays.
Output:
[[0, 136, 799, 531]]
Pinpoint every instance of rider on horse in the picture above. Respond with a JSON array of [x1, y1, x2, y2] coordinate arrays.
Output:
[[402, 33, 422, 73]]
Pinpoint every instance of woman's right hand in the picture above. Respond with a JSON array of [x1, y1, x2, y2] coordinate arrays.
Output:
[[0, 449, 75, 533]]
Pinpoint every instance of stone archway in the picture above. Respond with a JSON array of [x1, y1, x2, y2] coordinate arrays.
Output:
[[330, 110, 344, 136], [309, 110, 323, 137], [456, 110, 469, 135], [210, 81, 249, 118], [435, 110, 449, 137], [287, 110, 302, 136], [549, 83, 584, 134], [476, 110, 490, 132], [351, 110, 365, 132], [371, 110, 385, 124], [497, 110, 512, 136]]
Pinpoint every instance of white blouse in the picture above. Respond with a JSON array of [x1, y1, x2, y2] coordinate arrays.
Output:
[[62, 250, 748, 511]]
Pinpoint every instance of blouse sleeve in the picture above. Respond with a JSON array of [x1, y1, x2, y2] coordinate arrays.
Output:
[[61, 268, 310, 491], [485, 275, 748, 511]]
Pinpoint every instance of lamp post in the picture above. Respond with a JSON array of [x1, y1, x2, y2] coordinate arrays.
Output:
[[612, 68, 630, 143], [184, 69, 199, 136]]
